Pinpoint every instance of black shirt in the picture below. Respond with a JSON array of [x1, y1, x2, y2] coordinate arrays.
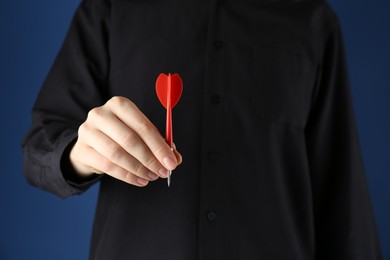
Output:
[[23, 0, 382, 259]]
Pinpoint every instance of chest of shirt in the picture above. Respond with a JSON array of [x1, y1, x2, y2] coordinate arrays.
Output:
[[107, 0, 323, 129]]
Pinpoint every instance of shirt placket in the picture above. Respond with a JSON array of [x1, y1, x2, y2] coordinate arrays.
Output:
[[198, 0, 227, 259]]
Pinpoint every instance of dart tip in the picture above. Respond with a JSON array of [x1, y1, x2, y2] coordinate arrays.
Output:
[[167, 171, 171, 187]]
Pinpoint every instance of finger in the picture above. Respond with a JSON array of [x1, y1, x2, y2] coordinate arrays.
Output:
[[107, 97, 178, 170], [172, 144, 182, 165], [70, 140, 104, 175], [80, 122, 159, 181], [89, 107, 168, 178], [173, 149, 182, 165], [77, 145, 151, 187]]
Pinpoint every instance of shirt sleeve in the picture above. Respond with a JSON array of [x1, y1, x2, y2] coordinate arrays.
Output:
[[22, 0, 110, 199], [304, 18, 382, 259]]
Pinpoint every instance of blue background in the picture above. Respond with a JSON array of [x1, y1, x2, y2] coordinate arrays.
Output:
[[0, 0, 388, 259]]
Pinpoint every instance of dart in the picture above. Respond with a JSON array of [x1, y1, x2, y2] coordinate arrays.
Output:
[[156, 73, 183, 187]]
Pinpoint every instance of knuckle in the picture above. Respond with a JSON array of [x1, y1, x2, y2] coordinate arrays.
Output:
[[87, 107, 103, 120], [101, 158, 115, 173], [123, 172, 142, 186], [135, 120, 154, 135], [122, 131, 138, 148], [78, 122, 88, 137], [143, 155, 158, 169], [153, 145, 168, 159], [106, 143, 123, 161], [109, 96, 132, 109], [109, 96, 122, 105], [120, 171, 148, 187], [124, 172, 133, 183], [133, 162, 145, 176]]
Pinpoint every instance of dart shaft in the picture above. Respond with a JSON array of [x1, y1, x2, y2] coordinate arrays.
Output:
[[166, 74, 173, 187], [166, 108, 173, 147], [166, 109, 173, 186]]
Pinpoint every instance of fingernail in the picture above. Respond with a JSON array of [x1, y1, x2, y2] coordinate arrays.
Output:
[[147, 171, 159, 180], [163, 156, 176, 170], [137, 178, 148, 186], [159, 168, 168, 178]]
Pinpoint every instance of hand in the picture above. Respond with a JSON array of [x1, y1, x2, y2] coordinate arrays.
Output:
[[69, 96, 182, 187]]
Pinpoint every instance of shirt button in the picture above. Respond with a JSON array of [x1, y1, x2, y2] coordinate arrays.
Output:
[[207, 211, 216, 221], [210, 95, 221, 104], [208, 152, 219, 161], [213, 40, 224, 50]]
